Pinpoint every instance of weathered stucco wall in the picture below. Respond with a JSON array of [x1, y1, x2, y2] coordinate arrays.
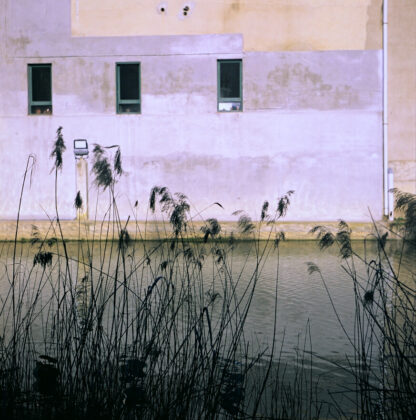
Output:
[[0, 106, 383, 222], [388, 0, 416, 194], [71, 0, 383, 51], [0, 0, 384, 223]]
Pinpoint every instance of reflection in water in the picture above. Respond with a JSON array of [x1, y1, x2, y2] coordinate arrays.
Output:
[[0, 239, 414, 417]]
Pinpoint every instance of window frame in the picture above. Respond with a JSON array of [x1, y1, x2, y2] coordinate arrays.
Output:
[[116, 62, 141, 114], [28, 63, 52, 115], [217, 59, 243, 112]]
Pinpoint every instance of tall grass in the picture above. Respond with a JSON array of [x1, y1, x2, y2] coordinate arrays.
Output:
[[0, 128, 324, 419], [1, 127, 415, 419], [308, 206, 416, 419]]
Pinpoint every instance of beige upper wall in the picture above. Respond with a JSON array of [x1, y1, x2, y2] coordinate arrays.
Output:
[[388, 0, 416, 194], [71, 0, 382, 51], [388, 0, 416, 160]]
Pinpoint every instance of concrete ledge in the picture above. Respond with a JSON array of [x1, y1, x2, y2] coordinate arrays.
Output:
[[0, 220, 389, 242]]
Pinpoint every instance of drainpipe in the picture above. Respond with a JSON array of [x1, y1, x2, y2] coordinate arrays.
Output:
[[383, 0, 389, 217], [388, 168, 394, 220]]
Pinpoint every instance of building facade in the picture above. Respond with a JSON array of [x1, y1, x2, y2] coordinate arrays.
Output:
[[0, 0, 414, 222]]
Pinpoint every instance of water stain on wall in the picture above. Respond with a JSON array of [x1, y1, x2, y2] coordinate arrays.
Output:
[[101, 62, 112, 109], [231, 2, 240, 12], [246, 61, 367, 110], [144, 65, 209, 95], [161, 154, 222, 173], [7, 36, 31, 55], [224, 0, 242, 22]]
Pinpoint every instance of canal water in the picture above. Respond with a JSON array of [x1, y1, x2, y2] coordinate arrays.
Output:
[[0, 239, 414, 418]]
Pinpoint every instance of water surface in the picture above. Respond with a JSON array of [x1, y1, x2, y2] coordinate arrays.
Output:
[[0, 239, 414, 417]]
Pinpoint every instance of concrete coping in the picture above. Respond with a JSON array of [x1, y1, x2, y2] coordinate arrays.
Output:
[[0, 220, 400, 242]]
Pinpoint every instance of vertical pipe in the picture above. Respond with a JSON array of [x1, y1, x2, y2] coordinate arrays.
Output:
[[388, 168, 394, 221], [383, 0, 389, 216]]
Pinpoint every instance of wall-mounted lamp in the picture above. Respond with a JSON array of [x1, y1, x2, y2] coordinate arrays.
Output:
[[74, 139, 89, 158]]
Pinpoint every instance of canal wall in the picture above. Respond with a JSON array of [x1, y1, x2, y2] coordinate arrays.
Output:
[[0, 220, 389, 242]]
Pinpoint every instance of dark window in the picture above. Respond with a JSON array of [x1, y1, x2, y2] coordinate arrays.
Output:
[[28, 64, 52, 115], [116, 63, 141, 113], [217, 59, 242, 112]]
